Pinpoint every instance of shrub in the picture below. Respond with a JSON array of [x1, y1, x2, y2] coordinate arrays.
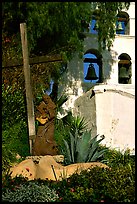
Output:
[[2, 120, 30, 173], [2, 84, 30, 172], [2, 181, 59, 202], [53, 163, 135, 202], [2, 84, 27, 130], [2, 171, 28, 193], [2, 121, 29, 157], [100, 146, 135, 168], [54, 118, 70, 162], [2, 155, 135, 202]]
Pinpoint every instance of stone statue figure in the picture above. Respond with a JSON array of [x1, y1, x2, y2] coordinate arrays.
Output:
[[32, 94, 58, 156]]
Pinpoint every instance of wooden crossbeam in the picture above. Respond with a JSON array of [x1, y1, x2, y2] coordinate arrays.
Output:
[[84, 58, 131, 65], [117, 17, 128, 22], [84, 58, 100, 63], [2, 54, 63, 69], [118, 60, 131, 64]]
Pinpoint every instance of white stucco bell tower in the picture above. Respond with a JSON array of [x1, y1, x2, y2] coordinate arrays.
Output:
[[58, 2, 135, 154]]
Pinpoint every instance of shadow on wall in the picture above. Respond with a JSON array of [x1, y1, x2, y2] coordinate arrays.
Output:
[[57, 34, 121, 122], [58, 36, 119, 99], [102, 49, 119, 82], [73, 88, 97, 137]]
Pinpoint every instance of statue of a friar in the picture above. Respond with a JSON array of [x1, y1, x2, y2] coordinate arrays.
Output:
[[32, 94, 58, 156]]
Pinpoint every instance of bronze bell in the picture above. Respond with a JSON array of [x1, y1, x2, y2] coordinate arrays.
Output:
[[116, 21, 123, 32], [85, 64, 98, 80], [93, 21, 99, 31], [119, 66, 129, 79]]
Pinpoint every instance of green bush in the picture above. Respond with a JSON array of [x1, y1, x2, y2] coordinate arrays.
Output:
[[2, 120, 30, 173], [2, 84, 27, 130], [2, 152, 135, 202], [2, 84, 30, 172], [52, 163, 135, 202], [2, 121, 29, 156], [2, 171, 28, 193], [2, 181, 59, 202], [100, 146, 135, 168]]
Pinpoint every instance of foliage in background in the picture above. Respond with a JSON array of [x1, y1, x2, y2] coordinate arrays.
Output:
[[2, 2, 130, 58], [62, 115, 88, 136], [90, 2, 130, 50], [53, 95, 69, 152], [100, 146, 135, 168], [2, 84, 30, 173], [55, 94, 68, 112], [2, 2, 91, 66], [54, 118, 70, 161], [2, 84, 27, 130], [2, 2, 130, 100], [53, 163, 135, 202]]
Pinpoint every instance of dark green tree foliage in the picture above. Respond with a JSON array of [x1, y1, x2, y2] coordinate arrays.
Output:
[[91, 2, 130, 50], [2, 2, 91, 60], [2, 2, 130, 59], [2, 2, 130, 99]]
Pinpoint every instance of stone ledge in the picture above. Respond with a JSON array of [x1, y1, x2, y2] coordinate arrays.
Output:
[[26, 155, 64, 164]]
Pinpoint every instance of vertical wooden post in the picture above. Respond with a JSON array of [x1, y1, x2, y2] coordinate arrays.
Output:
[[20, 23, 36, 155]]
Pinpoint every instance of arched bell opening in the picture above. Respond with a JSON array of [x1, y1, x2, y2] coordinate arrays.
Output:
[[118, 53, 132, 84], [89, 9, 101, 34], [116, 11, 130, 35], [83, 49, 103, 83]]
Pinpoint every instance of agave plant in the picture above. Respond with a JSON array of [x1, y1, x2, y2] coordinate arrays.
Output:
[[63, 129, 107, 164]]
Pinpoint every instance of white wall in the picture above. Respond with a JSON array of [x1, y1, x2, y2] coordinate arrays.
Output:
[[58, 3, 135, 153], [94, 84, 135, 154]]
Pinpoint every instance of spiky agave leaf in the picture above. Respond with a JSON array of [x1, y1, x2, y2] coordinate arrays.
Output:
[[76, 130, 92, 162], [91, 148, 108, 162], [86, 135, 106, 162], [63, 129, 79, 164], [69, 132, 75, 163], [73, 129, 80, 163], [84, 134, 98, 161], [63, 139, 72, 164]]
